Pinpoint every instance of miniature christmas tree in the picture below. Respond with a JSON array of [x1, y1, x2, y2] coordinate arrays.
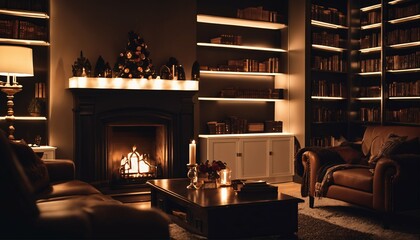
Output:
[[72, 51, 92, 77], [113, 31, 156, 79]]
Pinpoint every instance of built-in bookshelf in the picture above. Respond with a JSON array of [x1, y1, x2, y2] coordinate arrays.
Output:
[[307, 1, 349, 147], [0, 0, 49, 144], [197, 0, 289, 136]]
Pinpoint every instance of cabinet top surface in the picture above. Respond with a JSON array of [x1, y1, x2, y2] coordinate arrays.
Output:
[[147, 178, 302, 208], [199, 133, 294, 139]]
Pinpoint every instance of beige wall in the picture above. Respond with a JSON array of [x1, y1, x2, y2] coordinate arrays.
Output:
[[49, 0, 197, 159]]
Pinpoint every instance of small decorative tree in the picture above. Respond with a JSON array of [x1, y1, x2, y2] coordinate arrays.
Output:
[[113, 31, 156, 79]]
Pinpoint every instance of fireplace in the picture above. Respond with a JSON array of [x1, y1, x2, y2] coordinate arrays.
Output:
[[69, 78, 198, 186]]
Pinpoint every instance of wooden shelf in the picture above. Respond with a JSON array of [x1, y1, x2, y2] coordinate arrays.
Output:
[[0, 9, 49, 19], [200, 70, 282, 76], [197, 42, 286, 52], [197, 14, 287, 30], [199, 97, 282, 102]]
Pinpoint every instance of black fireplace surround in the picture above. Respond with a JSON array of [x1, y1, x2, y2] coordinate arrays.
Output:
[[70, 88, 198, 185]]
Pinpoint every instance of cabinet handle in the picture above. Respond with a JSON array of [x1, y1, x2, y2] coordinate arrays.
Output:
[[269, 151, 273, 156], [237, 153, 242, 157]]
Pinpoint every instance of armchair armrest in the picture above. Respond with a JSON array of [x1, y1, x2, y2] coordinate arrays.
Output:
[[43, 159, 75, 183], [373, 154, 420, 212]]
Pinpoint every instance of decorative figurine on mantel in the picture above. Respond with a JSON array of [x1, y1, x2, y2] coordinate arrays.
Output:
[[113, 31, 156, 79], [72, 51, 92, 77], [94, 56, 112, 77]]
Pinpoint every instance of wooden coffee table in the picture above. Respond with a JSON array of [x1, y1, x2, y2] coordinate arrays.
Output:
[[147, 178, 303, 239]]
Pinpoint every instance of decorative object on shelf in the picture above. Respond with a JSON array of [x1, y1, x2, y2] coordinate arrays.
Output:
[[191, 61, 200, 81], [162, 57, 185, 80], [0, 45, 33, 140], [113, 31, 156, 79], [94, 56, 112, 77], [219, 168, 232, 186], [28, 98, 41, 116], [28, 82, 46, 116], [72, 51, 91, 77]]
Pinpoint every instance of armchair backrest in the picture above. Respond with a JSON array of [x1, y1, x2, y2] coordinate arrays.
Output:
[[361, 126, 420, 157]]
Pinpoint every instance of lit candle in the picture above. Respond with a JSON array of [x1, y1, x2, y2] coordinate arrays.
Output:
[[189, 140, 196, 165]]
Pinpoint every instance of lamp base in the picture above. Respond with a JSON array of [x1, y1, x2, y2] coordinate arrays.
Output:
[[0, 85, 23, 140]]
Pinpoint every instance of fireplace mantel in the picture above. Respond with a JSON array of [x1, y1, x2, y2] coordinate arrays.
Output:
[[68, 77, 198, 91]]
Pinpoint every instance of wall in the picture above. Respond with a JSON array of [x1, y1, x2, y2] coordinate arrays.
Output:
[[50, 0, 197, 159]]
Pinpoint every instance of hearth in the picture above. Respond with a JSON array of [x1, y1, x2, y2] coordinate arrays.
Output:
[[69, 78, 198, 187]]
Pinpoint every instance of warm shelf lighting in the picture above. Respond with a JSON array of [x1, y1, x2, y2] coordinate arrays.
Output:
[[389, 96, 420, 100], [197, 14, 286, 30], [387, 68, 420, 73], [361, 22, 381, 30], [68, 77, 199, 91], [200, 70, 281, 76], [388, 14, 420, 24], [0, 9, 49, 19], [388, 0, 405, 5], [312, 44, 344, 52], [359, 46, 381, 53], [357, 72, 382, 76], [360, 4, 381, 12], [311, 20, 347, 29], [0, 38, 50, 46], [389, 41, 420, 49], [199, 97, 282, 102], [355, 97, 381, 101], [197, 42, 286, 52], [311, 96, 346, 100]]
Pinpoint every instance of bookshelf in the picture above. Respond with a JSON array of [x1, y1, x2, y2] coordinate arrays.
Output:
[[307, 1, 350, 147], [0, 0, 49, 144]]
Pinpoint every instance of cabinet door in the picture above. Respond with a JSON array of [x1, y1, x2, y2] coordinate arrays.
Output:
[[207, 138, 239, 179], [269, 137, 293, 178], [240, 138, 269, 179]]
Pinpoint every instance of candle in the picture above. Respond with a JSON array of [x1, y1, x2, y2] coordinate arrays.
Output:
[[189, 140, 196, 165]]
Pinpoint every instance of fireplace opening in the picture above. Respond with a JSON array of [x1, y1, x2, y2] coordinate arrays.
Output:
[[107, 124, 167, 184]]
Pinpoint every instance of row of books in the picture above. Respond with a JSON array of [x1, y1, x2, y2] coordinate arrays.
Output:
[[361, 10, 381, 26], [207, 119, 283, 135], [385, 51, 420, 70], [312, 31, 342, 48], [388, 2, 420, 19], [386, 108, 420, 124], [206, 57, 279, 73], [0, 0, 47, 12], [359, 108, 380, 122], [357, 86, 380, 97], [210, 34, 242, 45], [237, 6, 280, 23], [312, 55, 347, 72], [311, 4, 346, 26], [312, 107, 345, 122], [219, 88, 283, 99], [360, 58, 381, 73], [310, 136, 339, 147], [312, 80, 345, 97], [387, 27, 420, 45], [388, 80, 420, 97], [0, 19, 47, 40], [361, 32, 381, 49]]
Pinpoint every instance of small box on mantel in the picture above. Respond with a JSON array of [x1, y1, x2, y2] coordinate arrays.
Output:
[[264, 121, 283, 133]]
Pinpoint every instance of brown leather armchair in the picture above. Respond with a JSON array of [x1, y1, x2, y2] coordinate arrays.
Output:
[[298, 126, 420, 228]]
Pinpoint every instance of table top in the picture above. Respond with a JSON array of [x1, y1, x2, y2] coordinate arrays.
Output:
[[147, 178, 303, 208]]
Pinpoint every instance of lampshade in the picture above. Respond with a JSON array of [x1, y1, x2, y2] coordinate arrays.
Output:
[[0, 46, 34, 77]]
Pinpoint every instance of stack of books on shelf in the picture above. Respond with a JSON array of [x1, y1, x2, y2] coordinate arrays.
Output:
[[0, 19, 47, 40], [387, 27, 420, 45], [210, 34, 242, 45], [313, 55, 346, 72], [205, 58, 280, 73], [358, 86, 381, 97], [360, 108, 380, 122], [389, 80, 420, 97], [311, 4, 346, 25], [312, 31, 341, 47], [388, 2, 420, 20], [237, 6, 280, 23], [386, 108, 420, 124], [361, 10, 381, 25], [361, 32, 381, 49], [361, 58, 381, 72], [312, 80, 344, 97], [219, 88, 283, 99], [312, 106, 345, 122], [386, 52, 420, 70]]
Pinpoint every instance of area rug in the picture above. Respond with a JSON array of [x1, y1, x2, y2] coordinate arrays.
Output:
[[169, 213, 374, 239]]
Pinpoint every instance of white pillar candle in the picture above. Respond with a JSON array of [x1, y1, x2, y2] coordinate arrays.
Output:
[[189, 140, 196, 165]]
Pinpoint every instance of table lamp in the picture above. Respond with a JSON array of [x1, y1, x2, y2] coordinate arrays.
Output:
[[0, 45, 34, 140]]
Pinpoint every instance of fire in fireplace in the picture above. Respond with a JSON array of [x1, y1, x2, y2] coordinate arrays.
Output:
[[108, 124, 166, 184]]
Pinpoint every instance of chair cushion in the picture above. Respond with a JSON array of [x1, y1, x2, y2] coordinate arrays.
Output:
[[332, 168, 373, 192], [0, 130, 39, 231], [368, 133, 407, 168], [10, 141, 50, 193], [36, 180, 102, 201]]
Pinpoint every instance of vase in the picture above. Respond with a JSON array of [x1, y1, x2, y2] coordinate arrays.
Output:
[[200, 172, 220, 189]]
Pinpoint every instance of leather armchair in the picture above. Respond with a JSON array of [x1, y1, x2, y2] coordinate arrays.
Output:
[[298, 126, 420, 228]]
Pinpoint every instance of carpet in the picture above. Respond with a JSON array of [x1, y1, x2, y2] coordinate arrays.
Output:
[[169, 213, 374, 239]]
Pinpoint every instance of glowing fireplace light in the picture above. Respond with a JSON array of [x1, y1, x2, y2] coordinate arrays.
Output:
[[120, 145, 156, 178]]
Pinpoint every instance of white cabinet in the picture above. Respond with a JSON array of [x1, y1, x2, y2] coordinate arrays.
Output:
[[31, 146, 57, 160], [200, 133, 294, 183]]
